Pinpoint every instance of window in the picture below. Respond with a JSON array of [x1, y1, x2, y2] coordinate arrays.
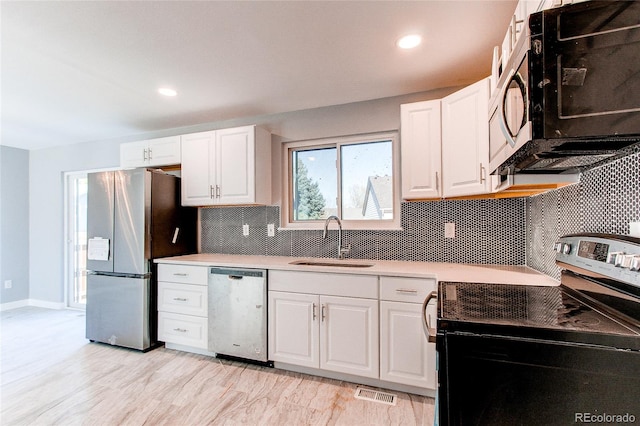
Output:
[[283, 132, 400, 229]]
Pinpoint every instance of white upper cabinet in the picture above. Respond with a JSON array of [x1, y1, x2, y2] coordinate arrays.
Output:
[[401, 78, 495, 199], [441, 78, 492, 197], [120, 136, 181, 168], [400, 100, 442, 199], [180, 125, 272, 206]]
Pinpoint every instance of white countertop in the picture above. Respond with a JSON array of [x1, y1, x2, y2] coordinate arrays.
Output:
[[156, 253, 559, 286]]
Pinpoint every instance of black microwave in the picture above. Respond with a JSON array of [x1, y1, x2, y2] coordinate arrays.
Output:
[[489, 0, 640, 175]]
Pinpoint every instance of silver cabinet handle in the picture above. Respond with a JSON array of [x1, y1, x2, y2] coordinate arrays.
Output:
[[210, 185, 215, 199], [396, 289, 418, 294], [143, 148, 148, 161], [321, 304, 326, 322], [435, 171, 439, 192], [173, 328, 187, 333], [173, 273, 188, 277], [173, 297, 187, 302], [312, 303, 317, 321], [422, 291, 438, 344], [148, 148, 152, 160], [480, 163, 486, 183], [216, 185, 220, 198]]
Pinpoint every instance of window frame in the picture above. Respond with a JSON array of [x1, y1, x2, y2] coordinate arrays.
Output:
[[281, 131, 401, 230]]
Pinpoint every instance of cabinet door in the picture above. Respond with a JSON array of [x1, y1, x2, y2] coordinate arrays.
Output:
[[216, 126, 256, 204], [380, 301, 436, 389], [441, 78, 491, 197], [147, 136, 181, 167], [120, 140, 148, 168], [320, 295, 379, 379], [400, 100, 442, 199], [268, 291, 319, 368], [181, 131, 216, 206]]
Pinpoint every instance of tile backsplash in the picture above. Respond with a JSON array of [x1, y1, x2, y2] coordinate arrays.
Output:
[[201, 198, 526, 264], [200, 150, 639, 279], [526, 150, 640, 279]]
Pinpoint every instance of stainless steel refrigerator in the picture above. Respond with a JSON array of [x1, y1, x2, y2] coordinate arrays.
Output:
[[86, 168, 196, 351]]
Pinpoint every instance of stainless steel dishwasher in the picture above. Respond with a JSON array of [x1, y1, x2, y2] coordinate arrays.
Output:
[[208, 267, 269, 363]]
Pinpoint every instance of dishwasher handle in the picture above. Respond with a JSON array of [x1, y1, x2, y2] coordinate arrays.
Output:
[[422, 291, 438, 344], [209, 267, 265, 278]]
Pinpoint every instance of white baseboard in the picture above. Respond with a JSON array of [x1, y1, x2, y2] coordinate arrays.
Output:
[[1, 299, 66, 312], [0, 299, 28, 311]]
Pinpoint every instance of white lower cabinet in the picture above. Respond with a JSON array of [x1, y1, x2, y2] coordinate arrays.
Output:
[[268, 291, 319, 368], [157, 264, 437, 395], [320, 295, 379, 379], [380, 301, 435, 389], [268, 271, 379, 380], [157, 263, 209, 352], [158, 311, 208, 349], [268, 291, 379, 379], [379, 276, 437, 390]]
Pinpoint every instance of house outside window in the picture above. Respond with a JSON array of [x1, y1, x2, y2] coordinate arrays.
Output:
[[282, 132, 401, 230]]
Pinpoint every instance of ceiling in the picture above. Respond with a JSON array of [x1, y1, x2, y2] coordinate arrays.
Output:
[[1, 0, 516, 151]]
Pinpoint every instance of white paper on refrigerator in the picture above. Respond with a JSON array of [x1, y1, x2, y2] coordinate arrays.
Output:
[[88, 237, 110, 261]]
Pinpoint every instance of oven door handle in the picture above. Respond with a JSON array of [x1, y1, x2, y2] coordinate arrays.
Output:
[[422, 291, 438, 344]]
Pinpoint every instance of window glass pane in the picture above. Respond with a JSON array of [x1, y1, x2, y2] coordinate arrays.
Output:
[[292, 147, 336, 220], [340, 140, 393, 220], [74, 177, 88, 305]]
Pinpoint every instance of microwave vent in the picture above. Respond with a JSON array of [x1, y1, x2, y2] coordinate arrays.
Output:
[[527, 154, 615, 170]]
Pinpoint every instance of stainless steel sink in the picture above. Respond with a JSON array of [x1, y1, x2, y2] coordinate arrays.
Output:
[[289, 260, 374, 268]]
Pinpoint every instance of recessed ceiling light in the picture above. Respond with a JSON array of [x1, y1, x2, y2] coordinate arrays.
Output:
[[158, 87, 177, 97], [397, 34, 422, 49]]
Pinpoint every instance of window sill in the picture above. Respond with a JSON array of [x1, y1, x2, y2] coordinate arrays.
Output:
[[278, 223, 403, 232]]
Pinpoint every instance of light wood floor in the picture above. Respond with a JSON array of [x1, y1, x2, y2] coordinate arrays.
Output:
[[1, 307, 434, 425]]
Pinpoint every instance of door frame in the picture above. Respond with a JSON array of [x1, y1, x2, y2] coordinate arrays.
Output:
[[63, 167, 118, 309]]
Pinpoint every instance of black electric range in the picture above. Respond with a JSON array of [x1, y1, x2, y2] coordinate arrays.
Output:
[[436, 234, 640, 426]]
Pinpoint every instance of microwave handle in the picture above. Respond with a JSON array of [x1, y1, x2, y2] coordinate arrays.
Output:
[[498, 68, 518, 148]]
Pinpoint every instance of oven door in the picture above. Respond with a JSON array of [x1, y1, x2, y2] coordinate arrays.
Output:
[[438, 331, 640, 426]]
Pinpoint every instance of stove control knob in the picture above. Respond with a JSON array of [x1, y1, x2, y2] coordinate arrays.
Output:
[[630, 256, 640, 272], [607, 251, 623, 265], [562, 243, 572, 255], [614, 252, 626, 267], [620, 255, 635, 269], [553, 242, 563, 253]]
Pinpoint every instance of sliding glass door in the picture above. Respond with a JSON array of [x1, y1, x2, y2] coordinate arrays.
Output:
[[65, 172, 88, 309]]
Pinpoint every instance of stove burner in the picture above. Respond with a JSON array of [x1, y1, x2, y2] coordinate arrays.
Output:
[[440, 282, 638, 336], [557, 295, 603, 328]]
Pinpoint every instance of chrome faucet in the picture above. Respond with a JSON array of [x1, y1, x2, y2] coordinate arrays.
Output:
[[322, 215, 351, 259]]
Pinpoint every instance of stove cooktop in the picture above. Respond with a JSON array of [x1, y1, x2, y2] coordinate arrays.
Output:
[[438, 281, 640, 338]]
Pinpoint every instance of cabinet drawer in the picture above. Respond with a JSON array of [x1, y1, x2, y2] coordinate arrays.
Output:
[[158, 312, 208, 349], [269, 270, 378, 298], [157, 263, 208, 285], [158, 282, 207, 317], [380, 276, 436, 303]]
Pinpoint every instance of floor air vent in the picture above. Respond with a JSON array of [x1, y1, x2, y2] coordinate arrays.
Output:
[[354, 387, 397, 406]]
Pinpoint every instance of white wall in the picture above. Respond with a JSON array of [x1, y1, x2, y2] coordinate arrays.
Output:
[[27, 88, 455, 304], [1, 146, 30, 304], [29, 140, 121, 303]]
